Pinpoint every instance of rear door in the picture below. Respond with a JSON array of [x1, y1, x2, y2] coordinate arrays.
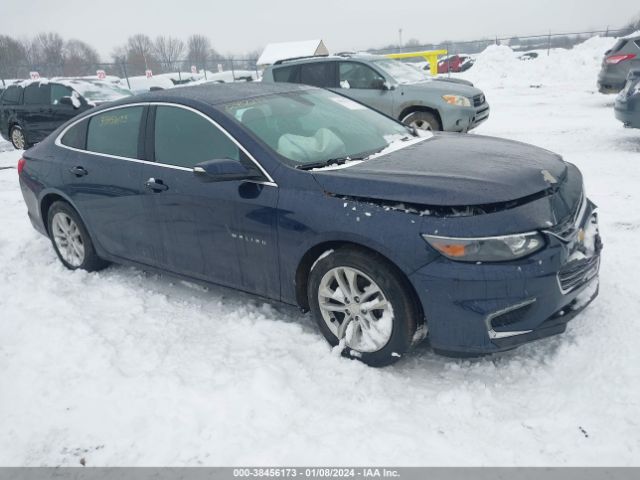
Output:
[[139, 104, 280, 297], [22, 82, 51, 143], [332, 61, 393, 115], [0, 86, 24, 138], [59, 105, 153, 264]]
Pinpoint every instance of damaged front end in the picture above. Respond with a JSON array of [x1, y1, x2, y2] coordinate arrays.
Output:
[[317, 160, 601, 356]]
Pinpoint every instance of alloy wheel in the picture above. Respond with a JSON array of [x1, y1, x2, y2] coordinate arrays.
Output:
[[51, 212, 85, 267], [11, 128, 25, 150], [317, 266, 394, 352]]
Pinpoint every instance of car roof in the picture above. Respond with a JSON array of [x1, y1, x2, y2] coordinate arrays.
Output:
[[270, 54, 385, 67], [104, 82, 316, 108]]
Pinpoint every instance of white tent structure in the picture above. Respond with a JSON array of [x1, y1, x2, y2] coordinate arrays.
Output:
[[257, 39, 329, 66]]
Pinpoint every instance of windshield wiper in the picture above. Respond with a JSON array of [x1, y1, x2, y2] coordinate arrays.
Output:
[[295, 157, 351, 171], [295, 144, 401, 171], [295, 152, 375, 171]]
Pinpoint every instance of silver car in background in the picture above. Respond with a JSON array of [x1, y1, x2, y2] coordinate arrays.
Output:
[[262, 54, 489, 132]]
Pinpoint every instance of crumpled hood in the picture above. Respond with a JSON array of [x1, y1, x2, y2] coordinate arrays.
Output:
[[312, 133, 568, 207]]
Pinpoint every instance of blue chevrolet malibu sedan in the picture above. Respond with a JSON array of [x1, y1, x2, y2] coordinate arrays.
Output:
[[17, 83, 601, 366]]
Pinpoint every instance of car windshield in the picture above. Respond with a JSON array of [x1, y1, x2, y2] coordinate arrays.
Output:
[[223, 89, 417, 168], [371, 59, 430, 84], [67, 80, 133, 103]]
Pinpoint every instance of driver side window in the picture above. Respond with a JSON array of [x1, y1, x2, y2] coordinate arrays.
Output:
[[338, 62, 385, 90], [51, 84, 74, 105], [154, 106, 240, 168]]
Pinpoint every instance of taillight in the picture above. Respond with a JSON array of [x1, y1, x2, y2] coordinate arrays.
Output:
[[17, 157, 26, 175], [605, 54, 637, 65]]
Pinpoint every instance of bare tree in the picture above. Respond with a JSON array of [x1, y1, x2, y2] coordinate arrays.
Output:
[[154, 36, 185, 72], [186, 34, 212, 70], [123, 34, 159, 74], [35, 32, 65, 75], [0, 35, 26, 79], [63, 39, 100, 76]]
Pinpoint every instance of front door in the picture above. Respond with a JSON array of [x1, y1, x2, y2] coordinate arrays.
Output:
[[331, 61, 394, 116], [141, 105, 280, 298], [50, 83, 86, 132]]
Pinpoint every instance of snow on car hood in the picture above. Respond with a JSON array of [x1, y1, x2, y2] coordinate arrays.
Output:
[[311, 133, 568, 207]]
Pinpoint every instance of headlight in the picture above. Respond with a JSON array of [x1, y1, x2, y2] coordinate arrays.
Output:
[[422, 232, 545, 262], [442, 94, 471, 107]]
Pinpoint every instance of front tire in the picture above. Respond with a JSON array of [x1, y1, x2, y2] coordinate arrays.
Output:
[[308, 247, 420, 367], [10, 125, 27, 150], [47, 201, 108, 272], [402, 111, 441, 131]]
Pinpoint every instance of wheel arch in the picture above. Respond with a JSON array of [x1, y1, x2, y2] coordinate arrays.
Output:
[[294, 240, 425, 328], [399, 105, 442, 129]]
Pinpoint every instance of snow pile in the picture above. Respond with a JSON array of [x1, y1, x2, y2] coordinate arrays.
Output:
[[459, 36, 617, 89]]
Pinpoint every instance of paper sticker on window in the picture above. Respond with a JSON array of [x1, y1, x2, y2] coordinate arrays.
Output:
[[330, 96, 366, 110]]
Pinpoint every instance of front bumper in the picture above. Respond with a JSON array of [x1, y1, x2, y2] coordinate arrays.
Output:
[[409, 206, 602, 356], [441, 102, 490, 132]]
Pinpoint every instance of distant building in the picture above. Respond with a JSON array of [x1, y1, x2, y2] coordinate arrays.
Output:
[[257, 39, 329, 66]]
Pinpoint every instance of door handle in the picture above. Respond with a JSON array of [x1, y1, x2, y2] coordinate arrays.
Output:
[[69, 166, 88, 177], [145, 177, 169, 192]]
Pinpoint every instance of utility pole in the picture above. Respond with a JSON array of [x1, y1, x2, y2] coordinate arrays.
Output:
[[398, 28, 403, 52]]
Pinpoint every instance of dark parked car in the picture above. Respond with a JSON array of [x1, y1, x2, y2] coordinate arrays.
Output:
[[598, 34, 640, 93], [0, 79, 132, 149], [18, 83, 601, 366], [263, 54, 489, 132], [614, 69, 640, 128]]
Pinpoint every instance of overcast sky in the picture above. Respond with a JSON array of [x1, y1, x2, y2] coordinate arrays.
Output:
[[2, 0, 639, 59]]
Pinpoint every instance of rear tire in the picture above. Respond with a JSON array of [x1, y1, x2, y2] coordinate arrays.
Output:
[[47, 201, 109, 272], [402, 111, 441, 131], [10, 125, 27, 150], [308, 247, 420, 367]]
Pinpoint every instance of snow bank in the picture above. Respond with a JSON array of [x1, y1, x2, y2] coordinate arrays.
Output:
[[458, 36, 617, 89]]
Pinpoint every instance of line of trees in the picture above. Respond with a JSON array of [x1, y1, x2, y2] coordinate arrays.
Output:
[[1, 32, 260, 80]]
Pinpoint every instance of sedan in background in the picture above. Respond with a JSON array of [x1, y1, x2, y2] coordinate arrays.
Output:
[[0, 79, 132, 149], [18, 83, 600, 367], [598, 33, 640, 93], [614, 69, 640, 129]]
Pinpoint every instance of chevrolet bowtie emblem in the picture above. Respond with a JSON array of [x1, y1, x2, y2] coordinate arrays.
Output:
[[541, 169, 558, 184]]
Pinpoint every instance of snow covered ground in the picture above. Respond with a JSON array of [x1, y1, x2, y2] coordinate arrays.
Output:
[[1, 37, 639, 467]]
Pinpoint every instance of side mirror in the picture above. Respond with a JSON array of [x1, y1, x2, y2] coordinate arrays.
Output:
[[193, 158, 261, 182], [59, 96, 77, 108]]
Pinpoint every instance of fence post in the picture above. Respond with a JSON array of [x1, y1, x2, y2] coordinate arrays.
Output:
[[122, 62, 131, 90], [231, 58, 235, 81]]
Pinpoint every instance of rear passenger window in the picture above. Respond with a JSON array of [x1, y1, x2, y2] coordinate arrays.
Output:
[[300, 63, 333, 87], [1, 86, 22, 105], [86, 106, 143, 158], [23, 83, 50, 105], [61, 119, 88, 149], [154, 106, 239, 168], [273, 65, 300, 83]]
